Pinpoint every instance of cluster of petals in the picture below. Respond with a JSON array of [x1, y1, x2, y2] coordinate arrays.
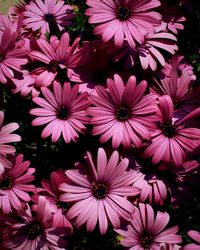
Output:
[[30, 81, 90, 143], [1, 196, 68, 250], [0, 154, 35, 214], [88, 74, 158, 149], [59, 148, 140, 234], [23, 0, 74, 34], [115, 203, 182, 249], [184, 230, 200, 249], [86, 0, 161, 48]]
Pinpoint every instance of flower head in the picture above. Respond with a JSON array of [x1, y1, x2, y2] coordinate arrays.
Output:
[[0, 154, 35, 214], [86, 0, 161, 48], [88, 74, 158, 148], [59, 148, 140, 234], [30, 81, 90, 143], [115, 203, 182, 249]]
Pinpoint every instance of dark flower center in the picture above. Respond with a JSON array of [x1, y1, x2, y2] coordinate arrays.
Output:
[[57, 107, 69, 120], [57, 200, 68, 212], [0, 51, 5, 62], [44, 13, 55, 22], [93, 183, 108, 199], [140, 234, 153, 249], [27, 222, 42, 240], [116, 107, 130, 121], [117, 6, 131, 20], [48, 59, 59, 73], [162, 124, 176, 138], [0, 176, 13, 190]]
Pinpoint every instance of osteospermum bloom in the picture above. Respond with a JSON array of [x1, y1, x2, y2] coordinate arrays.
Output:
[[88, 74, 158, 148], [115, 203, 182, 249], [30, 81, 90, 143], [144, 95, 200, 167], [85, 0, 161, 48], [1, 196, 68, 250], [184, 230, 200, 249], [0, 154, 35, 214], [0, 27, 27, 84], [23, 0, 74, 34], [33, 169, 73, 233], [59, 148, 140, 234]]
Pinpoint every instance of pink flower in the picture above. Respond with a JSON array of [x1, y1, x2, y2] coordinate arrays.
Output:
[[160, 242, 182, 250], [85, 0, 161, 48], [184, 230, 200, 249], [138, 32, 178, 71], [0, 27, 28, 84], [23, 0, 74, 34], [59, 148, 140, 234], [115, 203, 182, 249], [0, 111, 21, 173], [151, 67, 200, 119], [33, 169, 73, 233], [144, 95, 200, 167], [0, 154, 35, 214], [30, 81, 90, 143], [88, 74, 158, 148], [1, 196, 68, 250]]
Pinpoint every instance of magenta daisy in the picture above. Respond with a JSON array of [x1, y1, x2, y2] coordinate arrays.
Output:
[[59, 148, 140, 234], [144, 95, 200, 167], [85, 0, 161, 48], [0, 154, 35, 214], [23, 0, 74, 34], [88, 74, 158, 148], [0, 27, 28, 84], [184, 230, 200, 249], [33, 169, 73, 233], [160, 243, 181, 250], [1, 196, 68, 250], [115, 203, 182, 249], [30, 81, 90, 143]]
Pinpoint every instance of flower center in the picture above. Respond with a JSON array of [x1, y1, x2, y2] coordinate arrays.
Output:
[[48, 59, 59, 73], [57, 200, 68, 212], [57, 107, 69, 120], [117, 6, 131, 20], [0, 51, 5, 62], [140, 234, 153, 249], [27, 222, 42, 240], [116, 107, 130, 121], [93, 183, 108, 199], [43, 13, 55, 22], [0, 176, 13, 190], [162, 124, 176, 138]]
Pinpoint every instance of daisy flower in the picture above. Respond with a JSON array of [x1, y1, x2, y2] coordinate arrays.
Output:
[[115, 203, 182, 249], [23, 0, 74, 34], [33, 169, 73, 233], [30, 81, 90, 143], [59, 148, 140, 234], [1, 196, 68, 250], [144, 95, 200, 167], [85, 0, 161, 48], [88, 74, 158, 148], [0, 154, 35, 214], [184, 230, 200, 249]]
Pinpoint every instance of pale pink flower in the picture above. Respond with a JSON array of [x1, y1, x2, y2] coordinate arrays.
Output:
[[151, 68, 200, 119], [1, 196, 68, 250], [59, 148, 140, 234], [138, 32, 178, 71], [85, 0, 161, 48], [33, 169, 73, 233], [0, 27, 28, 84], [0, 154, 35, 214], [144, 95, 200, 167], [184, 230, 200, 249], [23, 0, 74, 34], [30, 81, 90, 143], [115, 203, 182, 249], [88, 74, 158, 148]]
